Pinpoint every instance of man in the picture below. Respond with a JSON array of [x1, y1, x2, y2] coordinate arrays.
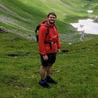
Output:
[[78, 24, 85, 41], [38, 12, 61, 88]]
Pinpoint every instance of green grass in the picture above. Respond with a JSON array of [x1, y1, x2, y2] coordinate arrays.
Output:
[[1, 0, 97, 37], [1, 0, 98, 98], [0, 31, 98, 98], [0, 0, 98, 36]]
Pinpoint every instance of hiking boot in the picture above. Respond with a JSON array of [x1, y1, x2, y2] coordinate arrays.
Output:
[[39, 80, 50, 88], [46, 76, 57, 84]]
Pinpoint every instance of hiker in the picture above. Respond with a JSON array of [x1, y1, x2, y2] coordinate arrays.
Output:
[[78, 24, 85, 41], [38, 12, 61, 88]]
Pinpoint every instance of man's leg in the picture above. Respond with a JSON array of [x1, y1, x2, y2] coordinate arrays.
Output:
[[39, 66, 50, 88], [45, 53, 57, 84], [46, 65, 57, 84], [47, 65, 52, 76], [40, 66, 47, 80]]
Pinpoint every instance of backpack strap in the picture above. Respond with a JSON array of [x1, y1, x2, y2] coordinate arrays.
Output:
[[35, 20, 47, 33], [35, 25, 40, 33], [44, 25, 57, 49], [44, 26, 53, 49], [35, 20, 47, 42]]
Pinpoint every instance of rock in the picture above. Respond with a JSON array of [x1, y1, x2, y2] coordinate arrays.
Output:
[[0, 28, 7, 33], [61, 49, 69, 53]]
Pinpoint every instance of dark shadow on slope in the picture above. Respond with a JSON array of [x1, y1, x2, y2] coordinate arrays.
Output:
[[0, 28, 8, 33], [6, 51, 30, 57]]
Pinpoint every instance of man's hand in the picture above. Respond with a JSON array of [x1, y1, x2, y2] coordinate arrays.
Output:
[[43, 55, 48, 60], [57, 49, 61, 52]]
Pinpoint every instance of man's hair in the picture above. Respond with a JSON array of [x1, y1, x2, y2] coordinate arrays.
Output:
[[47, 12, 57, 18]]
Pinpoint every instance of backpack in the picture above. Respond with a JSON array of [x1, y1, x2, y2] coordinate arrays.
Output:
[[35, 20, 49, 42], [35, 21, 57, 49]]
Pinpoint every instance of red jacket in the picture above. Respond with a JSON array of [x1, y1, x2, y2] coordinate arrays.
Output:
[[38, 22, 61, 55]]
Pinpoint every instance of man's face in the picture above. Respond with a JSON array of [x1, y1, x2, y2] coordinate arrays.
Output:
[[48, 14, 56, 24]]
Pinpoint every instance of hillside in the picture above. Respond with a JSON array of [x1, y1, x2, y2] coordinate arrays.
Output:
[[0, 0, 98, 98], [0, 27, 98, 98], [1, 0, 97, 39]]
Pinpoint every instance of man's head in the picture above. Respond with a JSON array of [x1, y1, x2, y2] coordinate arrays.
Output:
[[47, 12, 57, 24]]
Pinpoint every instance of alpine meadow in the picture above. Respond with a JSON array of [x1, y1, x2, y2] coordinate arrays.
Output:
[[0, 0, 98, 98]]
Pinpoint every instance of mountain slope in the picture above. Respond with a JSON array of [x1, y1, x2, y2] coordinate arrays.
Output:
[[0, 0, 98, 98], [1, 0, 96, 40], [0, 29, 98, 98]]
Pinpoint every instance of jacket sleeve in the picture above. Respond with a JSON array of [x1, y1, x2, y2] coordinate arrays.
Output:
[[38, 26, 47, 55], [57, 32, 61, 49]]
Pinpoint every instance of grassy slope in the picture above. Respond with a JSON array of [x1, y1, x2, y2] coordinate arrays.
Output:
[[0, 0, 46, 39], [0, 0, 92, 37], [0, 0, 98, 39], [0, 31, 98, 98], [0, 0, 98, 98]]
